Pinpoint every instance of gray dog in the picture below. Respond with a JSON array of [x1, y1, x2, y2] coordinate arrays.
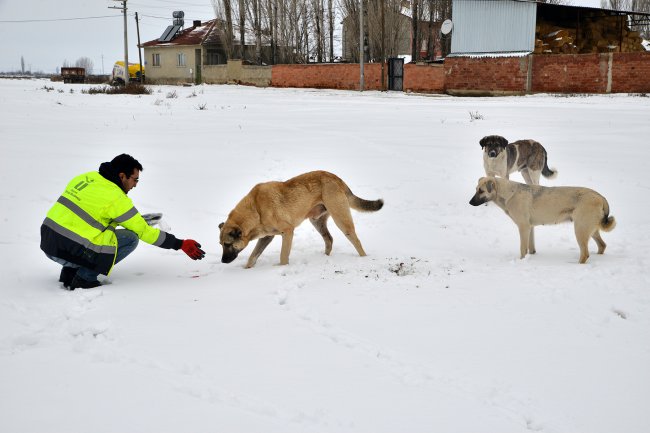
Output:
[[480, 135, 557, 185]]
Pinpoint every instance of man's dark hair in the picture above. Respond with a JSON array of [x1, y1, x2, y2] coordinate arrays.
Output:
[[111, 154, 143, 176]]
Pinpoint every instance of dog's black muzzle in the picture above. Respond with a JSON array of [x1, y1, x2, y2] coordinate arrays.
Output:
[[488, 150, 497, 158], [469, 195, 487, 206], [221, 247, 239, 263]]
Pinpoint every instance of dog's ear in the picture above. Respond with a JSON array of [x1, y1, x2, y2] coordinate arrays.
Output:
[[486, 179, 495, 193], [479, 136, 488, 148], [219, 222, 224, 229], [230, 228, 242, 239], [497, 136, 508, 147]]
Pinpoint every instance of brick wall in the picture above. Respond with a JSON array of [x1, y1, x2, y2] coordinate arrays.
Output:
[[268, 53, 648, 94], [444, 56, 530, 95], [271, 63, 384, 91], [443, 53, 649, 95], [611, 52, 650, 93], [271, 63, 445, 93], [403, 63, 445, 93], [532, 54, 608, 93]]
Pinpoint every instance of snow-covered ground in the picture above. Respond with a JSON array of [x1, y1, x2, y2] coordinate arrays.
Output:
[[1, 79, 649, 433]]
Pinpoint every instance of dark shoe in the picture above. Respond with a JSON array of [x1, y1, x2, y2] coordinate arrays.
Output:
[[59, 267, 78, 289], [69, 275, 102, 290]]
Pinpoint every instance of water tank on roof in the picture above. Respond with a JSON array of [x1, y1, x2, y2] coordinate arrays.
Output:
[[173, 11, 184, 27]]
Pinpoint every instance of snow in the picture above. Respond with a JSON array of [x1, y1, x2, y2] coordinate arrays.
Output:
[[447, 51, 532, 58], [1, 79, 649, 433]]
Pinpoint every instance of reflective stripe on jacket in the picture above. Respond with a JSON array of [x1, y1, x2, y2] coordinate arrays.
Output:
[[40, 170, 180, 275]]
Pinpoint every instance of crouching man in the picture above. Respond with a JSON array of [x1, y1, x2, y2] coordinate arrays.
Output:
[[40, 154, 205, 290]]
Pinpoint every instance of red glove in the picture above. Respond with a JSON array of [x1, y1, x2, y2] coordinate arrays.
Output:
[[181, 239, 205, 260]]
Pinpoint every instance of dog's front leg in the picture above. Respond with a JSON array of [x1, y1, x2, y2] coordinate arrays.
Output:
[[517, 224, 531, 259], [246, 236, 274, 268], [528, 227, 536, 254], [279, 229, 294, 265]]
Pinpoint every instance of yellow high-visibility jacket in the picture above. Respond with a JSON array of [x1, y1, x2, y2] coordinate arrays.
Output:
[[40, 166, 181, 275]]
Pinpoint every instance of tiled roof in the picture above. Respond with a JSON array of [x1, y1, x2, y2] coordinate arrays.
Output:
[[142, 18, 271, 48], [142, 19, 222, 47]]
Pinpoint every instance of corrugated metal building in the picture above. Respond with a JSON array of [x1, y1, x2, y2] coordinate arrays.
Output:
[[451, 0, 537, 55], [449, 0, 650, 56]]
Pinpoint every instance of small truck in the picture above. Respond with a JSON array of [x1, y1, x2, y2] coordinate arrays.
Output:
[[111, 61, 145, 85], [61, 67, 86, 84]]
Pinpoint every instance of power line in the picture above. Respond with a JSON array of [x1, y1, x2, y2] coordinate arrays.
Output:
[[132, 0, 213, 7], [0, 15, 121, 23]]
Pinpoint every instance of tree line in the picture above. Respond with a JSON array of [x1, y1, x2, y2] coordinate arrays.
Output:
[[209, 0, 453, 64]]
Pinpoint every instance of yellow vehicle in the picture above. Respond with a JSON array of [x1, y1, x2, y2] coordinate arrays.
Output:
[[111, 61, 145, 84]]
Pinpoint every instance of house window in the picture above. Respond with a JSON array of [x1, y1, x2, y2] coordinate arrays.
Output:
[[205, 49, 223, 65], [177, 52, 186, 67], [152, 53, 161, 67]]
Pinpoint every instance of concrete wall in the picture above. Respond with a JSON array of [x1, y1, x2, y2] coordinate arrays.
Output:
[[202, 60, 272, 86]]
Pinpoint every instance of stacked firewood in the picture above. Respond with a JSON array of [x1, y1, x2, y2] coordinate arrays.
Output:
[[535, 28, 577, 54], [535, 16, 646, 54]]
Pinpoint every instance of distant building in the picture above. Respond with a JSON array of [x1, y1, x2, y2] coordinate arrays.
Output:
[[142, 19, 272, 84]]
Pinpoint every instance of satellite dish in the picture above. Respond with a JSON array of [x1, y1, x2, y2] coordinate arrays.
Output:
[[441, 19, 453, 35]]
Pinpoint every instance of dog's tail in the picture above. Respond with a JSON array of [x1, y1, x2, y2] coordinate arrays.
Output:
[[541, 148, 558, 179], [346, 189, 384, 212], [601, 215, 616, 232], [600, 199, 616, 232]]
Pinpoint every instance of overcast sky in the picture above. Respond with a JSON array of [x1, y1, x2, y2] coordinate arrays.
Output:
[[0, 0, 216, 74], [0, 0, 603, 74]]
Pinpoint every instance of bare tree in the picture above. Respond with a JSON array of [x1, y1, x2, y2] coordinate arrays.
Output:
[[250, 0, 263, 63], [343, 0, 440, 62], [239, 0, 246, 59], [411, 0, 420, 60], [211, 0, 235, 58], [75, 57, 94, 74], [328, 0, 334, 61], [312, 0, 322, 61], [602, 0, 650, 38], [211, 0, 340, 64]]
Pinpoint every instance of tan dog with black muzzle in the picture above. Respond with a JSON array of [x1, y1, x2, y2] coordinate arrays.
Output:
[[219, 171, 383, 268], [469, 177, 616, 264]]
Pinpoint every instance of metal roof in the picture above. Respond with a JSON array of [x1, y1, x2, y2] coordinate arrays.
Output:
[[451, 0, 537, 54]]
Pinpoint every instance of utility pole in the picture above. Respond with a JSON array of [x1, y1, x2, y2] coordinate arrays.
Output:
[[359, 0, 364, 91], [135, 12, 144, 82], [109, 0, 129, 85], [381, 0, 385, 91]]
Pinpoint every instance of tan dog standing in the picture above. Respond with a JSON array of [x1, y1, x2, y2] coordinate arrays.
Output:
[[469, 177, 616, 264], [219, 171, 383, 268], [480, 135, 557, 185]]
